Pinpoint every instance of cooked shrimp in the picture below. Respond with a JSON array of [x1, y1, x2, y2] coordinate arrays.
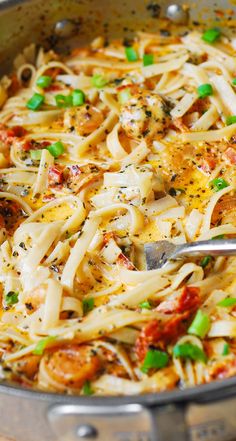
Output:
[[43, 344, 101, 388], [13, 354, 40, 380], [64, 104, 104, 136], [119, 90, 170, 141]]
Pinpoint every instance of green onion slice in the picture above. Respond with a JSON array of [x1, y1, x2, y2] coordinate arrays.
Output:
[[91, 74, 108, 89], [5, 291, 19, 306], [30, 149, 43, 160], [125, 46, 138, 62], [202, 28, 221, 43], [232, 78, 236, 86], [82, 380, 94, 395], [36, 75, 52, 89], [197, 83, 213, 98], [118, 88, 131, 104], [222, 343, 230, 356], [33, 336, 57, 355], [139, 301, 152, 310], [217, 297, 236, 307], [83, 298, 94, 315], [173, 343, 207, 363], [226, 115, 236, 126], [141, 349, 169, 373], [200, 255, 212, 268], [143, 53, 154, 66], [72, 89, 85, 106], [55, 94, 73, 108], [47, 141, 64, 158], [27, 93, 45, 111], [209, 177, 229, 192], [188, 310, 210, 338], [211, 234, 225, 240]]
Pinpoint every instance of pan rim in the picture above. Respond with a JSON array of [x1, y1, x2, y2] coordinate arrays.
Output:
[[1, 375, 236, 406]]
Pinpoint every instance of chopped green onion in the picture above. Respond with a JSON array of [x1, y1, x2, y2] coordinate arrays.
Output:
[[5, 291, 19, 306], [26, 93, 45, 111], [30, 149, 43, 160], [33, 336, 57, 355], [232, 78, 236, 86], [141, 349, 169, 373], [188, 310, 210, 338], [143, 53, 154, 66], [72, 89, 85, 106], [47, 141, 64, 158], [211, 234, 225, 240], [197, 83, 213, 98], [217, 297, 236, 307], [200, 255, 212, 268], [125, 46, 138, 62], [36, 75, 52, 89], [222, 343, 230, 356], [91, 74, 108, 89], [82, 380, 94, 395], [202, 28, 221, 44], [173, 343, 207, 363], [83, 298, 94, 315], [118, 89, 131, 104], [209, 177, 229, 192], [226, 115, 236, 126], [139, 301, 152, 310], [55, 94, 72, 108]]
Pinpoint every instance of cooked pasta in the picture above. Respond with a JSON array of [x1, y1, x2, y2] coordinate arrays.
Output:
[[1, 27, 236, 395]]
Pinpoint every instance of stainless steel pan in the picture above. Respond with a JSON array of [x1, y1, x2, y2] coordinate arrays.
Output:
[[1, 1, 236, 440]]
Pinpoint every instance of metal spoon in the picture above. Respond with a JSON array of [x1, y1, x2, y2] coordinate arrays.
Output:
[[144, 239, 236, 270]]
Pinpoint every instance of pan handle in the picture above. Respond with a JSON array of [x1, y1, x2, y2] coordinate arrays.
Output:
[[47, 402, 189, 441], [149, 403, 189, 441]]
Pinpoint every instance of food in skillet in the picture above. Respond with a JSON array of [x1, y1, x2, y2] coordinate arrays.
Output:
[[1, 28, 236, 395]]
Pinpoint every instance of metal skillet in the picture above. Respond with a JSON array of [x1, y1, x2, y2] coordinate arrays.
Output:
[[1, 1, 236, 441]]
